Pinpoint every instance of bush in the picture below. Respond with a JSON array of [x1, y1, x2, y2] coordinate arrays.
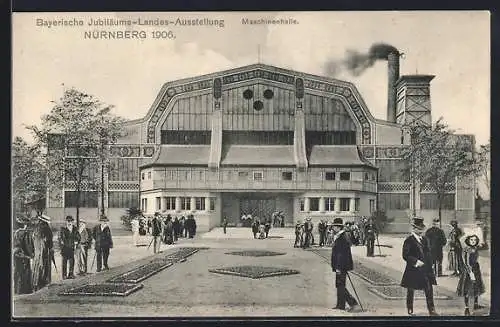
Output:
[[371, 210, 391, 232], [120, 207, 143, 231]]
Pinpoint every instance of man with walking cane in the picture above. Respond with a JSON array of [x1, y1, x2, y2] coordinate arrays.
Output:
[[401, 217, 439, 316], [364, 217, 378, 257], [92, 215, 113, 272], [331, 218, 362, 313], [149, 212, 163, 253]]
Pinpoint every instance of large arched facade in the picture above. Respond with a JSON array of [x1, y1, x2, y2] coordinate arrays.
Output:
[[46, 64, 475, 233]]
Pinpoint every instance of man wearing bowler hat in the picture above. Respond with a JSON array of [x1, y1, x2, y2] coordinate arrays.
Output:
[[401, 217, 439, 316], [92, 215, 113, 272], [58, 215, 80, 279], [425, 218, 447, 277], [331, 217, 360, 312]]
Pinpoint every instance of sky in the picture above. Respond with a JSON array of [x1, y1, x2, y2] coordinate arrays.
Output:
[[12, 11, 490, 195]]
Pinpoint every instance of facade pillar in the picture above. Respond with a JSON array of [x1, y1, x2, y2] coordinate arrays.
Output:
[[319, 197, 326, 213], [190, 197, 197, 212], [304, 197, 310, 212], [161, 197, 167, 212], [205, 197, 210, 211], [335, 198, 341, 213], [350, 198, 356, 212], [175, 196, 181, 213]]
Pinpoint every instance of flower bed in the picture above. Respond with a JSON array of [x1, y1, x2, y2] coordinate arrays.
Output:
[[367, 286, 452, 300], [59, 283, 143, 297], [225, 250, 286, 257], [209, 266, 300, 279], [107, 247, 206, 283], [351, 262, 398, 286], [107, 261, 174, 283]]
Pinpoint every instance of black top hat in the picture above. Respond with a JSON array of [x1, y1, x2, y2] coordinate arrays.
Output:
[[411, 217, 426, 230], [65, 215, 74, 222], [99, 215, 109, 222], [450, 220, 458, 226], [166, 214, 172, 218], [332, 218, 344, 227]]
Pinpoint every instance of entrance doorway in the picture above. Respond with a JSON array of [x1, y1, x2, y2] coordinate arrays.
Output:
[[221, 192, 294, 226]]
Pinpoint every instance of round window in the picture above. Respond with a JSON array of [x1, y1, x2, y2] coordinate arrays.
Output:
[[243, 89, 254, 100], [263, 89, 274, 99], [253, 100, 264, 111]]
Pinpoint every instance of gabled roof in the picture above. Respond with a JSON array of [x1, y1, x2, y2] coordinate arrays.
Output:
[[308, 145, 377, 168], [139, 145, 210, 167], [220, 145, 295, 166]]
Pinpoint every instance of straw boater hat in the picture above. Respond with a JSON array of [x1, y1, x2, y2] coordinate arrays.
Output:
[[38, 214, 51, 224], [332, 218, 344, 227], [411, 217, 426, 230]]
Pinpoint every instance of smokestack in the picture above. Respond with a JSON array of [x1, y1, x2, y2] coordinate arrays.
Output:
[[387, 51, 400, 123]]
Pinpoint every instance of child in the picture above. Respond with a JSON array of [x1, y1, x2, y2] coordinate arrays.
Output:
[[456, 234, 486, 316]]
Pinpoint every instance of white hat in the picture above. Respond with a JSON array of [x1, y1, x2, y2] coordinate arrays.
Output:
[[38, 214, 51, 223]]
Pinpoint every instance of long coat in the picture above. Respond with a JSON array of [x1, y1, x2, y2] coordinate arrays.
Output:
[[13, 228, 34, 294], [92, 225, 113, 250], [425, 226, 447, 261], [58, 226, 81, 257], [32, 220, 53, 291], [401, 234, 437, 290], [331, 231, 354, 272]]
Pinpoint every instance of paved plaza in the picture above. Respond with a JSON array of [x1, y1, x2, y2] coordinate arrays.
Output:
[[13, 228, 490, 318]]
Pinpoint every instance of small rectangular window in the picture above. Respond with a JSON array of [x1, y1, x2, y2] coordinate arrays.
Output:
[[253, 171, 263, 181], [282, 171, 293, 180], [141, 173, 145, 180], [299, 198, 305, 212], [165, 197, 176, 210], [325, 197, 335, 211], [238, 171, 248, 180], [340, 198, 350, 211], [355, 198, 360, 211], [156, 197, 161, 211], [210, 198, 216, 211], [325, 172, 336, 181], [310, 197, 320, 211], [195, 197, 205, 210], [370, 199, 375, 213], [340, 172, 350, 181], [181, 197, 191, 210], [148, 171, 151, 179]]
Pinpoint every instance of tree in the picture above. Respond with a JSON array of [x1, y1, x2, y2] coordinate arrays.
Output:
[[400, 118, 479, 227], [28, 87, 127, 226], [12, 137, 47, 217], [477, 140, 490, 197]]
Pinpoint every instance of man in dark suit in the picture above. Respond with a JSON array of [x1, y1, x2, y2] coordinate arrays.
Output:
[[401, 217, 439, 316], [364, 218, 378, 257], [58, 215, 80, 279], [425, 218, 447, 277], [331, 218, 360, 312], [151, 212, 163, 253], [92, 215, 113, 272]]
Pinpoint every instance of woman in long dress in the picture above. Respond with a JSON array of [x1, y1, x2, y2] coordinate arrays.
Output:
[[456, 234, 486, 316], [13, 217, 34, 294], [31, 214, 53, 291]]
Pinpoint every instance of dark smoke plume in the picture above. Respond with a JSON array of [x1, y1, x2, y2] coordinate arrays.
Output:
[[324, 43, 399, 77]]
